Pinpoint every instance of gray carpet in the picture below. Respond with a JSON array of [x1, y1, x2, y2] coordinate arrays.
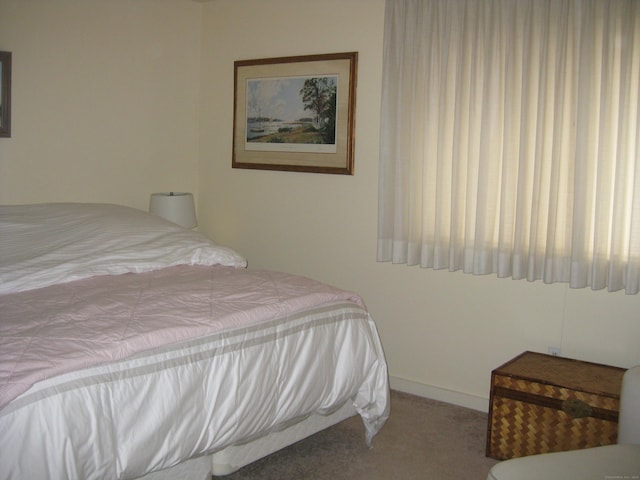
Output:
[[217, 390, 499, 479]]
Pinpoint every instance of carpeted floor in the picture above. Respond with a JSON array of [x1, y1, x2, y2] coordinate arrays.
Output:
[[217, 390, 499, 479]]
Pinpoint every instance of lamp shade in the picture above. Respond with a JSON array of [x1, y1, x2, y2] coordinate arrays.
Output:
[[149, 192, 197, 229]]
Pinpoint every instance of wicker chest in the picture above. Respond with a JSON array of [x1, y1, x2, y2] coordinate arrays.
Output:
[[486, 351, 626, 460]]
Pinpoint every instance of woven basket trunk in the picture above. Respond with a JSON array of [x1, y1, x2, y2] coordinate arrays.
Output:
[[486, 351, 625, 460]]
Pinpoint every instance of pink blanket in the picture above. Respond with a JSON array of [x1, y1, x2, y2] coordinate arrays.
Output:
[[0, 265, 365, 410]]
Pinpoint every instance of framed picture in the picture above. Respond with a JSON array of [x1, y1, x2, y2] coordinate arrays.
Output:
[[233, 52, 357, 175], [0, 51, 11, 138]]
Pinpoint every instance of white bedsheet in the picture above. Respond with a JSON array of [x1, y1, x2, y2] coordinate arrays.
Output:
[[0, 300, 389, 480]]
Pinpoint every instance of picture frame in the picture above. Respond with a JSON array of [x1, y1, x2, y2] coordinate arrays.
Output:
[[0, 51, 11, 138], [233, 52, 357, 175]]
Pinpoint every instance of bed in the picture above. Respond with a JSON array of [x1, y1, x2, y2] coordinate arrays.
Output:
[[0, 203, 389, 480]]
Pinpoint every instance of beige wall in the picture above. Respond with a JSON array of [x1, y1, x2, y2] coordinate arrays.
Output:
[[200, 0, 640, 410], [0, 0, 202, 210], [1, 0, 638, 411]]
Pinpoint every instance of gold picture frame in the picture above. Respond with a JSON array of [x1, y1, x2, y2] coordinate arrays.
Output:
[[233, 52, 357, 175], [0, 51, 11, 138]]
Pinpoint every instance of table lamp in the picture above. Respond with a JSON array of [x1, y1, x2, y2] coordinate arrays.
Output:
[[149, 192, 197, 229]]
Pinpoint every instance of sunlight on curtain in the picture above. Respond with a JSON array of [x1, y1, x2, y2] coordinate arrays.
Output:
[[377, 0, 640, 294]]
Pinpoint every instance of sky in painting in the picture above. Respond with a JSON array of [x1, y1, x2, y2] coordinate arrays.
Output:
[[246, 75, 337, 122]]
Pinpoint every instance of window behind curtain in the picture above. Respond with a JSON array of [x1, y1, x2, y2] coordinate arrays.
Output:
[[377, 0, 640, 294]]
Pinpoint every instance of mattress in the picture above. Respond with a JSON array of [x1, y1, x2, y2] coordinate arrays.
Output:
[[0, 203, 390, 480]]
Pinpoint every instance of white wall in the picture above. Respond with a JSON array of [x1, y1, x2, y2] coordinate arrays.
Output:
[[1, 0, 638, 412], [200, 0, 640, 410], [0, 0, 202, 210]]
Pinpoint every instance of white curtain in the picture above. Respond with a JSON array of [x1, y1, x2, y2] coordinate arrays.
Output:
[[378, 0, 640, 294]]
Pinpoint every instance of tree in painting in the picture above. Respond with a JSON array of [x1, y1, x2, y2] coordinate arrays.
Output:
[[300, 77, 337, 144]]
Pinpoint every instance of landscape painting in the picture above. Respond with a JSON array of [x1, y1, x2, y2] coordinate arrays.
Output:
[[245, 75, 338, 154], [233, 52, 357, 175]]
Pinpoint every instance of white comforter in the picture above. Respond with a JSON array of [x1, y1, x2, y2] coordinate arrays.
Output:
[[0, 203, 247, 294]]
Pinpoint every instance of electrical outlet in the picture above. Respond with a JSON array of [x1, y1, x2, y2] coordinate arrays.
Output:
[[548, 347, 561, 357]]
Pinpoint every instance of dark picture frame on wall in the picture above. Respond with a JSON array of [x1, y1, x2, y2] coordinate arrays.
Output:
[[233, 52, 357, 175], [0, 51, 11, 138]]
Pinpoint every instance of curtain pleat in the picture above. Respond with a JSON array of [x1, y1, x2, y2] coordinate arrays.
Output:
[[378, 0, 640, 294]]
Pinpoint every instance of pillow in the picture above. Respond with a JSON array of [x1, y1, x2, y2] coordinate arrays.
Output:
[[0, 203, 247, 294]]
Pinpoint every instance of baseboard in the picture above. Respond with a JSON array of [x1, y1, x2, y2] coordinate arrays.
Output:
[[390, 376, 489, 413]]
